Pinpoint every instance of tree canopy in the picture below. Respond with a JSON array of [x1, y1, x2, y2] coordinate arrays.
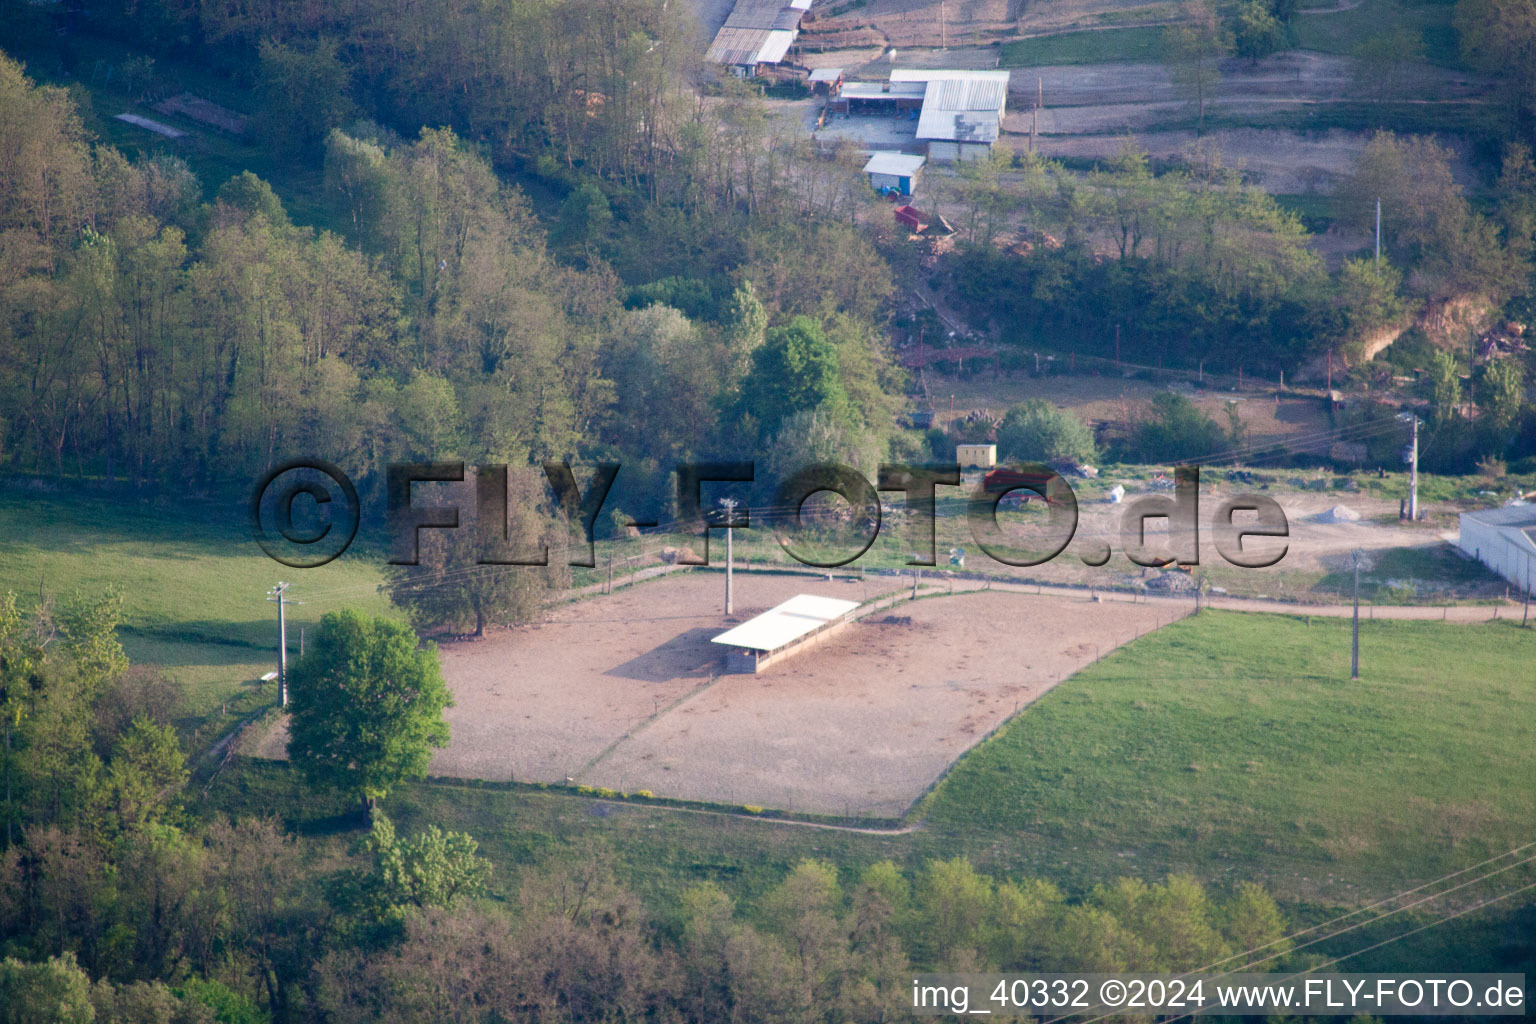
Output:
[[286, 611, 452, 812], [995, 400, 1098, 465]]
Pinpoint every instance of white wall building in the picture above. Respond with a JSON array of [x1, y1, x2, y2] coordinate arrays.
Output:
[[863, 152, 926, 195], [1457, 505, 1536, 592]]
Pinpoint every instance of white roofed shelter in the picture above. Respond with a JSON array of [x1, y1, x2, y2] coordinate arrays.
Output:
[[713, 594, 860, 673]]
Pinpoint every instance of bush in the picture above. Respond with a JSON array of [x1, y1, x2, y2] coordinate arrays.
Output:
[[1125, 393, 1228, 463], [995, 399, 1097, 464]]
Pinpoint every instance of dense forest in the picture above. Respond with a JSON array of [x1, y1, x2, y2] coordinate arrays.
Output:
[[0, 48, 903, 506], [6, 0, 1536, 490]]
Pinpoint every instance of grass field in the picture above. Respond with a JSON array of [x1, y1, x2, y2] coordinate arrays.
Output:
[[1293, 0, 1461, 67], [0, 487, 392, 724], [1000, 0, 1460, 69], [919, 611, 1536, 898], [1001, 25, 1166, 66]]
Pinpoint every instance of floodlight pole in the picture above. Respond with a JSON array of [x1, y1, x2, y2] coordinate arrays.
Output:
[[720, 497, 738, 616], [1519, 553, 1532, 625], [266, 582, 300, 706], [1350, 550, 1361, 680]]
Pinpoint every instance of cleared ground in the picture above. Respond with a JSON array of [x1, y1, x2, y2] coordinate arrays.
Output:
[[925, 371, 1336, 442], [805, 49, 1485, 195], [581, 586, 1178, 814], [256, 573, 1177, 815]]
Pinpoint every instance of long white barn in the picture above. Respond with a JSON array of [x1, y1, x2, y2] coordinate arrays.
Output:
[[1457, 505, 1536, 593]]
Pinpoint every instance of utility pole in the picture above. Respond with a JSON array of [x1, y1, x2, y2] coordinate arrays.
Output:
[[1408, 414, 1419, 521], [1350, 550, 1362, 679], [720, 497, 738, 616], [1525, 550, 1531, 627], [940, 1, 947, 49], [1032, 76, 1041, 150], [267, 582, 301, 707], [1375, 197, 1381, 265]]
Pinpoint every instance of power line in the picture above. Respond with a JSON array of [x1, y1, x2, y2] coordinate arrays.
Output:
[[1144, 880, 1536, 1024], [1035, 849, 1536, 1024], [1177, 840, 1536, 978]]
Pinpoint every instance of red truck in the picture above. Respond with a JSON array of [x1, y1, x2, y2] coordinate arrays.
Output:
[[982, 467, 1058, 507]]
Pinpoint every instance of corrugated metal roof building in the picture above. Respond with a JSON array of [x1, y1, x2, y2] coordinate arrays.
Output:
[[1457, 505, 1536, 592], [705, 0, 813, 74], [890, 69, 1010, 161], [712, 594, 860, 673]]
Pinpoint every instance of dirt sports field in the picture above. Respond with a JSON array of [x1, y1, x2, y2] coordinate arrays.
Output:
[[255, 573, 1177, 816]]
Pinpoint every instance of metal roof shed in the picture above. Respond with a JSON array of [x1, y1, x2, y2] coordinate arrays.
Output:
[[1457, 505, 1536, 593], [706, 0, 812, 72], [864, 152, 926, 195], [712, 594, 860, 673]]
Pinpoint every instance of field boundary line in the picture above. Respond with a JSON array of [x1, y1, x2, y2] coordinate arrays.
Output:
[[570, 670, 728, 783], [586, 797, 924, 836]]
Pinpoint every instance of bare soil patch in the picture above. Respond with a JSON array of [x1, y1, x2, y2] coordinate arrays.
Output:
[[253, 575, 1177, 817], [923, 371, 1334, 445], [152, 94, 248, 135], [581, 587, 1176, 815]]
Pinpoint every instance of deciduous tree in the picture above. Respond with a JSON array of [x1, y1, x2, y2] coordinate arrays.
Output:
[[286, 611, 451, 812]]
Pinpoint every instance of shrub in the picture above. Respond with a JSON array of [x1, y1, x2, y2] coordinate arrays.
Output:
[[1125, 393, 1228, 463], [995, 399, 1097, 464]]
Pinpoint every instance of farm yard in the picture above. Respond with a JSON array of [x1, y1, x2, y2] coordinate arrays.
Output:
[[778, 0, 1490, 236]]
